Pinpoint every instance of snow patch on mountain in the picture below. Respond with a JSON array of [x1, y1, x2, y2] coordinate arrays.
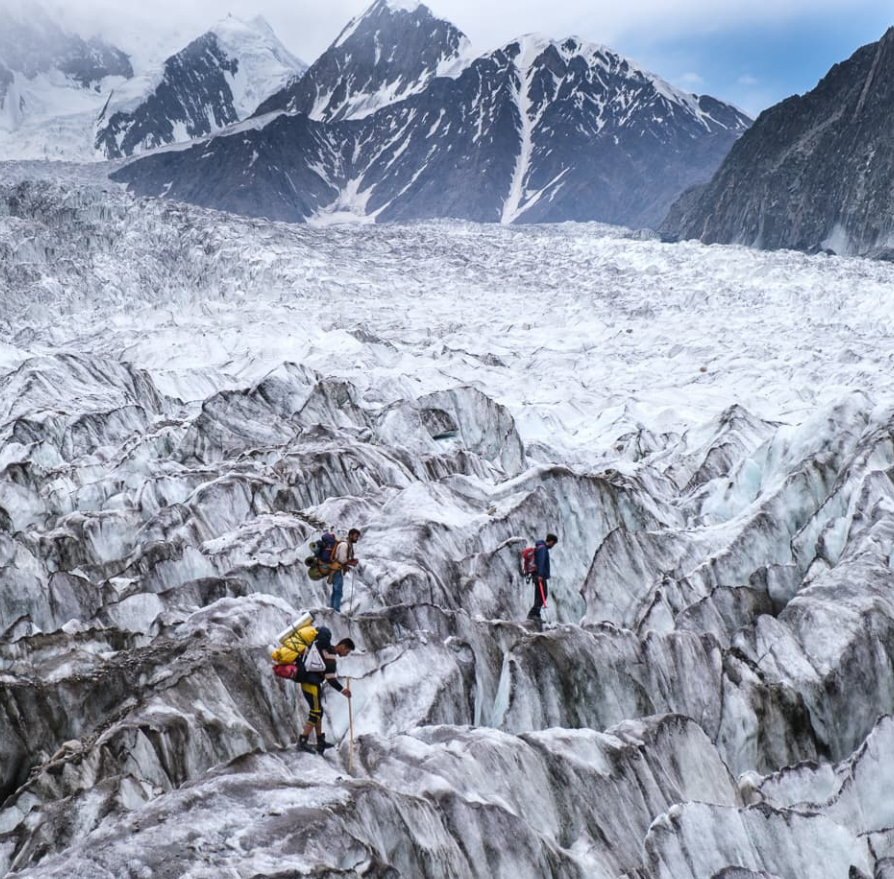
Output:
[[212, 14, 306, 119]]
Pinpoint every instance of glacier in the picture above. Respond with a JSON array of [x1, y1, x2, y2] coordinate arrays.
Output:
[[2, 165, 894, 877]]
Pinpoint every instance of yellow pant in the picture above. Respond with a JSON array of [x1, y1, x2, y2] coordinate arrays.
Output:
[[301, 682, 323, 724]]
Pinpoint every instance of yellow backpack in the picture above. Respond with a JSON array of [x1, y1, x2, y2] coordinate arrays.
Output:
[[271, 625, 318, 665]]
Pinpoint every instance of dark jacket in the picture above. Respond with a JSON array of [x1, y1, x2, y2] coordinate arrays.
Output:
[[303, 628, 345, 691], [533, 539, 551, 580]]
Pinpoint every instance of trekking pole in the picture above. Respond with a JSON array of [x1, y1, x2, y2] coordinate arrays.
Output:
[[347, 676, 354, 772]]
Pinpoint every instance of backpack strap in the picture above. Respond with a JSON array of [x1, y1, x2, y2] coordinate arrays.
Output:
[[328, 540, 344, 570]]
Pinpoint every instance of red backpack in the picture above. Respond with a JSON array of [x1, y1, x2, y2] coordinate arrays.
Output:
[[521, 546, 538, 579]]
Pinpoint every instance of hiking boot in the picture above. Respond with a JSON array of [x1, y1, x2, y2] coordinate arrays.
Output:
[[316, 734, 336, 755], [297, 735, 315, 753]]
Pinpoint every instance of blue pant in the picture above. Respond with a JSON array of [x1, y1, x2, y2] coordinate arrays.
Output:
[[329, 570, 344, 612]]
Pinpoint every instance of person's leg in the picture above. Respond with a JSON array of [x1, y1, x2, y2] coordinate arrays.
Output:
[[528, 577, 545, 618], [299, 683, 322, 750], [330, 570, 344, 611], [311, 691, 331, 753]]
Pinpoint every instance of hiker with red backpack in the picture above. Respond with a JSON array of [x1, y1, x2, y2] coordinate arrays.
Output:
[[525, 533, 559, 624]]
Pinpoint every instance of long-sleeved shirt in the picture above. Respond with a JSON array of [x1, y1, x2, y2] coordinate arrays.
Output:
[[321, 647, 345, 692], [533, 540, 551, 580], [305, 629, 345, 691]]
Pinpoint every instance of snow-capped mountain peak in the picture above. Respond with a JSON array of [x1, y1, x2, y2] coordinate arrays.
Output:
[[115, 15, 750, 230], [254, 0, 472, 122], [384, 0, 422, 11], [90, 15, 307, 160], [0, 0, 132, 88], [209, 14, 306, 119], [500, 34, 746, 135], [335, 0, 427, 46]]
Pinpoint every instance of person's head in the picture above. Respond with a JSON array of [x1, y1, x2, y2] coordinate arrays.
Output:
[[335, 638, 355, 656], [545, 533, 559, 548], [348, 528, 361, 543]]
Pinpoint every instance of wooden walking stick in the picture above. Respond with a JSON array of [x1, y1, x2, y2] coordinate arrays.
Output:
[[347, 675, 354, 771]]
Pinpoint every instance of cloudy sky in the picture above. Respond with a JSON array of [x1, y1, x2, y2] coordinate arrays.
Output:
[[48, 0, 893, 115]]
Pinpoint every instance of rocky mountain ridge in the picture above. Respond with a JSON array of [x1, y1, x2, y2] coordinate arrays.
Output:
[[95, 16, 305, 160], [663, 26, 894, 259], [112, 3, 750, 228]]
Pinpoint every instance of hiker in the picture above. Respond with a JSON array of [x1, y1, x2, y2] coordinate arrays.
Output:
[[298, 629, 355, 754], [329, 528, 361, 612], [527, 533, 559, 622]]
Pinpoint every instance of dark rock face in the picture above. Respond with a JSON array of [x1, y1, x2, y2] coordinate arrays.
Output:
[[254, 0, 469, 122], [0, 4, 132, 87], [96, 33, 241, 160], [664, 27, 894, 258], [113, 28, 749, 228]]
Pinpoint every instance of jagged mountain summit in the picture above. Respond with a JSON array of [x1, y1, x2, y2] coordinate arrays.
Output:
[[112, 8, 750, 228], [663, 26, 894, 259], [95, 15, 306, 159], [0, 10, 306, 161], [254, 0, 472, 122]]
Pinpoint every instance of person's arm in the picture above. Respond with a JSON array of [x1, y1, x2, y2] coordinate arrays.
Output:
[[323, 652, 352, 697], [336, 541, 358, 568]]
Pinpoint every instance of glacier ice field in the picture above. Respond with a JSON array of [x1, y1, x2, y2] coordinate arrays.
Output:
[[2, 165, 894, 877]]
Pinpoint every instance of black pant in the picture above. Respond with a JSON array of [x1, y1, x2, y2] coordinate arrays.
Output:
[[301, 682, 323, 724], [528, 577, 548, 617]]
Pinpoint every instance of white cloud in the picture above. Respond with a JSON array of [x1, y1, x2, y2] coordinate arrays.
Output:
[[40, 0, 892, 64], [738, 74, 760, 86], [678, 72, 705, 86]]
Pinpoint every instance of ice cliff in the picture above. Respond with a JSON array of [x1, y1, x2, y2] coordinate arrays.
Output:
[[2, 170, 894, 876]]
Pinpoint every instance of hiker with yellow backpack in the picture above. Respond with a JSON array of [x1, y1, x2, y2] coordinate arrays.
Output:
[[272, 614, 355, 754]]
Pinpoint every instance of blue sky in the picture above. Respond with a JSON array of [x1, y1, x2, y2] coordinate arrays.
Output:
[[53, 0, 894, 117], [615, 9, 894, 116]]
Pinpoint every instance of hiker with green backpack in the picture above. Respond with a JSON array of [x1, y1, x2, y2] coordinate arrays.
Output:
[[304, 529, 362, 613], [329, 528, 361, 613]]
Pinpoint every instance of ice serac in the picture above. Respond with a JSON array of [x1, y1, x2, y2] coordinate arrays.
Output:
[[664, 26, 894, 259], [253, 0, 470, 123], [5, 175, 894, 876]]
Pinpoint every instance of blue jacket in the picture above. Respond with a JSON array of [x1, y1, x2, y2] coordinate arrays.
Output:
[[533, 539, 551, 580]]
